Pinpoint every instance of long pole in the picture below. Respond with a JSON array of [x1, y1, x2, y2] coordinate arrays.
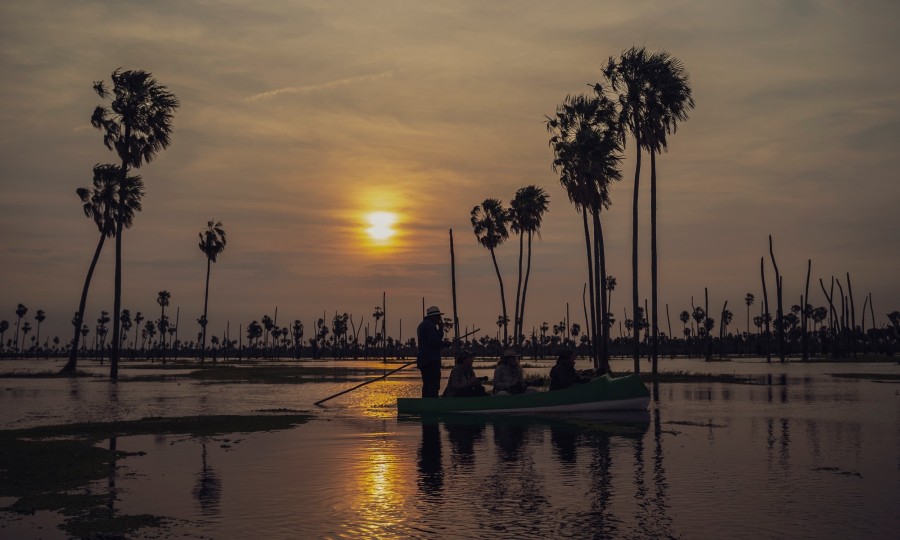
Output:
[[314, 361, 416, 406], [450, 228, 460, 352]]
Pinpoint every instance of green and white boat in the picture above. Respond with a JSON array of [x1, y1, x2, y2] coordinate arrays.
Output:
[[397, 373, 650, 415]]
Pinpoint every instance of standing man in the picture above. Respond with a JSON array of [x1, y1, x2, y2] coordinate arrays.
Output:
[[417, 305, 445, 398]]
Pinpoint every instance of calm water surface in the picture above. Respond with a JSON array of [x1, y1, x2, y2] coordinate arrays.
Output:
[[1, 357, 898, 539]]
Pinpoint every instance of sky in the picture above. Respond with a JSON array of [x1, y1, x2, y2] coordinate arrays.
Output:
[[2, 0, 899, 346]]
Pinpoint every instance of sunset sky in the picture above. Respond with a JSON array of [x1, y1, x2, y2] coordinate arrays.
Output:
[[2, 1, 899, 344]]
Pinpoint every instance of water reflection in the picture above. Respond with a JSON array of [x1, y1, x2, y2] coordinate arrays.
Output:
[[192, 439, 222, 516], [417, 422, 443, 496]]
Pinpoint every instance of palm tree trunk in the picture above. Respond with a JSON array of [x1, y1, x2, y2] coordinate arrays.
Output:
[[632, 140, 642, 374], [846, 272, 856, 358], [201, 256, 211, 362], [802, 260, 811, 361], [62, 233, 107, 373], [650, 149, 659, 375], [581, 211, 598, 368], [520, 231, 535, 348], [489, 247, 508, 345], [513, 231, 524, 344], [769, 236, 785, 363], [593, 209, 610, 374]]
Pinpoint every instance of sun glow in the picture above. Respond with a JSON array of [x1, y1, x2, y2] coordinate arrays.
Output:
[[366, 211, 397, 242]]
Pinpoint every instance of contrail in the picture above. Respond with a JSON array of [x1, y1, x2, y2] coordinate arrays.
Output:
[[246, 71, 394, 102]]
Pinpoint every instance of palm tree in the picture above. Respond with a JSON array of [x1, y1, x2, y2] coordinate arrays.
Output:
[[510, 185, 549, 345], [63, 164, 144, 373], [198, 220, 226, 362], [91, 68, 179, 379], [156, 291, 171, 360], [602, 46, 694, 375], [21, 322, 32, 356], [745, 293, 755, 337], [471, 199, 511, 345], [34, 310, 46, 358], [0, 320, 8, 359], [14, 303, 27, 356], [546, 92, 622, 372]]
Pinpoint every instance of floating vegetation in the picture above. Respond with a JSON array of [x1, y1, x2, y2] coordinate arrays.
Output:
[[0, 370, 95, 378], [0, 413, 311, 537], [829, 373, 900, 382]]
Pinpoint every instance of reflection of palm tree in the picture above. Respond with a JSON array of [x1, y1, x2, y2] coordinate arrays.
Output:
[[91, 68, 179, 379], [198, 220, 226, 362], [547, 93, 622, 372], [64, 165, 143, 372], [192, 439, 222, 516], [510, 186, 550, 345], [471, 199, 511, 345]]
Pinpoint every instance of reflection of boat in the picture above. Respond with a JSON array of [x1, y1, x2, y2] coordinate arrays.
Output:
[[397, 374, 650, 414]]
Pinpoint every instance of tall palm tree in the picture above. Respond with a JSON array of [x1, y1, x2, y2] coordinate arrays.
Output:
[[34, 310, 46, 358], [546, 92, 622, 372], [63, 165, 143, 373], [745, 293, 755, 336], [510, 186, 549, 345], [198, 220, 226, 362], [14, 303, 27, 356], [471, 199, 511, 345], [157, 290, 171, 359], [604, 47, 693, 373], [91, 68, 179, 379]]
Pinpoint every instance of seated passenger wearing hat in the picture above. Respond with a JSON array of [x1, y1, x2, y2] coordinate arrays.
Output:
[[443, 350, 487, 398], [492, 348, 528, 395]]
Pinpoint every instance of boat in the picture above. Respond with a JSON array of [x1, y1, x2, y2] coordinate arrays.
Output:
[[397, 373, 650, 415]]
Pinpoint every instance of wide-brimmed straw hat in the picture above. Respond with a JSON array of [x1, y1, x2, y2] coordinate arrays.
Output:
[[501, 348, 521, 358], [425, 305, 444, 317]]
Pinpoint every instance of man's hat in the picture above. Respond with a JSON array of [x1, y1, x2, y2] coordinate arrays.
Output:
[[502, 348, 521, 358], [426, 305, 444, 317]]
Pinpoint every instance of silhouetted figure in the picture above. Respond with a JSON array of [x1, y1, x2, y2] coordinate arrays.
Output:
[[416, 306, 444, 398], [549, 349, 590, 391], [443, 350, 487, 397], [417, 422, 443, 495]]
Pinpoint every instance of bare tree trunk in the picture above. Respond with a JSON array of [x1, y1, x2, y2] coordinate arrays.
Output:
[[450, 229, 460, 353], [63, 234, 107, 373], [769, 236, 785, 363], [650, 149, 659, 375], [761, 258, 771, 363], [632, 138, 642, 374], [846, 272, 856, 358], [802, 259, 811, 361]]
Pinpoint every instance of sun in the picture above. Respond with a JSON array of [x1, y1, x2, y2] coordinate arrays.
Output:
[[366, 211, 397, 242]]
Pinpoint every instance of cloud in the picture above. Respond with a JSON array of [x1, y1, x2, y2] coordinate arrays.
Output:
[[244, 71, 395, 102]]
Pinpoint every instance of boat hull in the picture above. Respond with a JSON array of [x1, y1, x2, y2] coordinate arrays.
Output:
[[397, 373, 650, 415]]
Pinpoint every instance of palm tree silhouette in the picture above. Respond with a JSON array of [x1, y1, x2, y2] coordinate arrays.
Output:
[[91, 68, 179, 379], [34, 310, 46, 358], [157, 291, 171, 360], [603, 47, 694, 375], [745, 293, 755, 337], [0, 320, 8, 359], [510, 185, 549, 345], [63, 164, 143, 373], [471, 199, 511, 345], [14, 303, 27, 356], [546, 93, 622, 372], [198, 220, 226, 362]]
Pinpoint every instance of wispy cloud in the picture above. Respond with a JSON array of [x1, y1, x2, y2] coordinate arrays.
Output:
[[245, 71, 394, 102]]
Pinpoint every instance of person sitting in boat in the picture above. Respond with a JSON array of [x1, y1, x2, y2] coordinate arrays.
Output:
[[492, 348, 529, 395], [549, 349, 590, 391], [443, 350, 488, 398]]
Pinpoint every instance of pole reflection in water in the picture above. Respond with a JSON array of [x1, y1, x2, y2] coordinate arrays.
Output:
[[192, 438, 222, 516]]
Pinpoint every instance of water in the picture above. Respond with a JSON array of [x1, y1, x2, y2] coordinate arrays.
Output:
[[1, 357, 898, 539]]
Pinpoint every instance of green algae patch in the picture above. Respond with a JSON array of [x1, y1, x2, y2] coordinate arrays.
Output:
[[0, 413, 312, 537], [829, 373, 900, 381], [4, 413, 313, 441], [0, 370, 95, 378]]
